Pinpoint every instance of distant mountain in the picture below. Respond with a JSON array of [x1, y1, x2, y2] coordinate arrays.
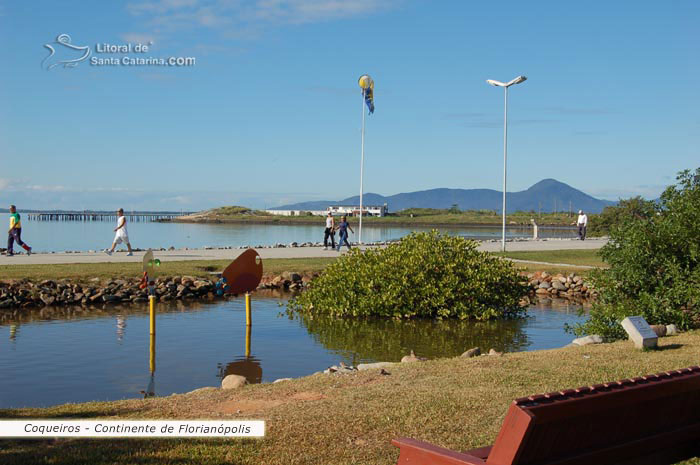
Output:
[[272, 179, 616, 214]]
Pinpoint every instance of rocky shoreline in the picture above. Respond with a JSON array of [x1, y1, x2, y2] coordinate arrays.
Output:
[[0, 270, 594, 311]]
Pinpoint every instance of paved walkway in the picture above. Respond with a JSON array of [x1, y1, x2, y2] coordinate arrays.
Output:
[[0, 238, 607, 265]]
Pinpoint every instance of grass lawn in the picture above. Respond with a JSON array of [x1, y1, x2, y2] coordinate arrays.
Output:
[[0, 258, 336, 282], [2, 332, 700, 464], [0, 250, 604, 283], [495, 249, 606, 268]]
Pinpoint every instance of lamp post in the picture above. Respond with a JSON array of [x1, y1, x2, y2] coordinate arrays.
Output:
[[486, 75, 527, 252]]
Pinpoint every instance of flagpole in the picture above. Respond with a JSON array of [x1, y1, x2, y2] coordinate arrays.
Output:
[[359, 89, 366, 244]]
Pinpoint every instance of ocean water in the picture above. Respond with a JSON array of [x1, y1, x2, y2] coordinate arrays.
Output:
[[0, 213, 576, 253]]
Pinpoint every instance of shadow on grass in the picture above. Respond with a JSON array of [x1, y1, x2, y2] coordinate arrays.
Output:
[[657, 343, 684, 351], [0, 438, 258, 465]]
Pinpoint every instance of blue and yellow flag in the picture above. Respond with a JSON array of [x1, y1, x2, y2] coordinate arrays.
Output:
[[358, 74, 374, 114]]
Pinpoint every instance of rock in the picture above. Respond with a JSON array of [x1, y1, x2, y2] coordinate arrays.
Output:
[[551, 280, 567, 291], [572, 335, 604, 346], [273, 378, 292, 383], [40, 294, 56, 306], [535, 288, 549, 295], [187, 387, 219, 394], [488, 348, 503, 356], [290, 273, 302, 283], [401, 350, 425, 363], [461, 347, 481, 358], [221, 375, 247, 390], [650, 325, 667, 337], [539, 282, 551, 289], [666, 324, 679, 336], [357, 362, 395, 371]]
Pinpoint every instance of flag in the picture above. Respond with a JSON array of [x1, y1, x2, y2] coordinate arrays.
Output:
[[358, 74, 374, 114]]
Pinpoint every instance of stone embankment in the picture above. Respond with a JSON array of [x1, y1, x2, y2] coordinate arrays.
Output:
[[524, 271, 595, 302], [0, 271, 320, 311], [0, 270, 593, 311]]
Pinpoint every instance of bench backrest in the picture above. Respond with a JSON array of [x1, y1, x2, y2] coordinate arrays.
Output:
[[486, 366, 700, 465]]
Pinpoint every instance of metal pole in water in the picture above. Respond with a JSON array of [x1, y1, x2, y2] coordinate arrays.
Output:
[[149, 295, 156, 335], [245, 292, 252, 326], [245, 325, 251, 358], [149, 333, 156, 374]]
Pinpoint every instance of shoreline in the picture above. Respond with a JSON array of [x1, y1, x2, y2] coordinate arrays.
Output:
[[1, 332, 694, 464], [164, 216, 579, 228]]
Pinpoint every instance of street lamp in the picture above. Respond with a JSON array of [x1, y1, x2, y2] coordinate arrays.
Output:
[[486, 75, 527, 252]]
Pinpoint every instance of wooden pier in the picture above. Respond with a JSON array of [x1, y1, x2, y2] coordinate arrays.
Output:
[[26, 212, 188, 222]]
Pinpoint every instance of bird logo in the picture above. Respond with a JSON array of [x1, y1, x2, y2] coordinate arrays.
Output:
[[42, 34, 91, 70]]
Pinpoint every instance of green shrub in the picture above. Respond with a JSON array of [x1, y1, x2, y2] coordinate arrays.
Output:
[[287, 230, 528, 319], [569, 168, 700, 339], [587, 196, 656, 237]]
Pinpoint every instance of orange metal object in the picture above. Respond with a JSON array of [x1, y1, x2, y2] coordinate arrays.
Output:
[[222, 249, 263, 294]]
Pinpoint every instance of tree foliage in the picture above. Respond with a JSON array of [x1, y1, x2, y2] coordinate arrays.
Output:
[[570, 169, 700, 339], [587, 196, 656, 236], [288, 231, 527, 319]]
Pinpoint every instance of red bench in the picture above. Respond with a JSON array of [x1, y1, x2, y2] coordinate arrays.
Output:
[[393, 366, 700, 465]]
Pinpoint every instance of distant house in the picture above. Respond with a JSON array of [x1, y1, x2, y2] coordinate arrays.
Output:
[[327, 204, 388, 217], [265, 209, 327, 216]]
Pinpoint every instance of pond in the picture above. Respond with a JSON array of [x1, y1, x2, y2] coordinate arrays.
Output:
[[0, 294, 587, 409]]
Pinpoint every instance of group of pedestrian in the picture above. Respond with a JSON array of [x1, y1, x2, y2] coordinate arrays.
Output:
[[323, 212, 353, 252], [4, 206, 133, 257]]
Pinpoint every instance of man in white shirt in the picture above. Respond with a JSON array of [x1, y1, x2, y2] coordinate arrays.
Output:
[[323, 212, 336, 250], [105, 208, 133, 256], [577, 210, 588, 241]]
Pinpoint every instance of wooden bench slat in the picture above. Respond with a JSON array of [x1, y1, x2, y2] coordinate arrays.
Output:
[[392, 366, 700, 465]]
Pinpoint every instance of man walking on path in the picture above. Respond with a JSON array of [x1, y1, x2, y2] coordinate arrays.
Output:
[[105, 208, 133, 256], [323, 212, 336, 250], [7, 205, 31, 256], [336, 215, 354, 252], [577, 210, 588, 241]]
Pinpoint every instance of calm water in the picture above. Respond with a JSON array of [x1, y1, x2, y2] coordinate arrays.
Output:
[[0, 295, 587, 408], [0, 213, 576, 253]]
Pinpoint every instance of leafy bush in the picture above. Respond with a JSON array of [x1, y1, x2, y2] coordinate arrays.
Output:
[[570, 169, 700, 339], [288, 231, 528, 319], [587, 196, 656, 237]]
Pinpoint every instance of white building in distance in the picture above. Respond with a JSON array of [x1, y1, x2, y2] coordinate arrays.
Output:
[[265, 204, 388, 217]]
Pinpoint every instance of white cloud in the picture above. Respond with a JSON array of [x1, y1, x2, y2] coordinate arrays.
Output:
[[121, 33, 158, 44], [125, 0, 399, 37]]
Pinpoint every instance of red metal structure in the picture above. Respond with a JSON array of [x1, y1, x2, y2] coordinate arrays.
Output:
[[393, 366, 700, 465]]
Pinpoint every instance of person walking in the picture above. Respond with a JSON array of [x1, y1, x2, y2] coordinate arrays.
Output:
[[6, 205, 31, 256], [576, 209, 588, 240], [323, 212, 336, 250], [336, 215, 354, 252], [105, 208, 133, 256]]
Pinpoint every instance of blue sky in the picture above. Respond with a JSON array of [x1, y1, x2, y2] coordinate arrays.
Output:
[[0, 0, 698, 210]]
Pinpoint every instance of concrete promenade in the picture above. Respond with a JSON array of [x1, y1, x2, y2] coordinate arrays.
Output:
[[0, 238, 607, 266]]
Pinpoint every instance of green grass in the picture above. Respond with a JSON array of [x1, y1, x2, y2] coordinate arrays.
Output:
[[0, 258, 336, 282], [495, 249, 606, 268], [2, 332, 700, 464], [0, 250, 602, 283]]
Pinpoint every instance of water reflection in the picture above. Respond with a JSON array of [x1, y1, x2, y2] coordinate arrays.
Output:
[[292, 313, 532, 362], [0, 295, 587, 408], [217, 322, 263, 384]]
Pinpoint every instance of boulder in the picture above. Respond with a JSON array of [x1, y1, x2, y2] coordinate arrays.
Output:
[[357, 362, 395, 371], [461, 347, 481, 358], [650, 325, 667, 337], [572, 335, 604, 346], [666, 324, 679, 336], [401, 350, 425, 363], [488, 348, 503, 356], [551, 280, 567, 291], [221, 375, 247, 390]]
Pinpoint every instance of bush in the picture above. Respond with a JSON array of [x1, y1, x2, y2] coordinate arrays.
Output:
[[287, 230, 528, 319], [587, 196, 656, 237], [570, 168, 700, 339]]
